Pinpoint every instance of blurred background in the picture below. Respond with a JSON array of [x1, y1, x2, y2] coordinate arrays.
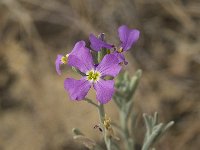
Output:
[[0, 0, 199, 149]]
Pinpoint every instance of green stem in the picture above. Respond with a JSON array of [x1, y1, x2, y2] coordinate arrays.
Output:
[[84, 98, 99, 108], [98, 103, 112, 150], [120, 110, 134, 150]]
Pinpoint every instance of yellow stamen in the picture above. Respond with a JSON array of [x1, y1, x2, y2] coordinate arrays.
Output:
[[118, 47, 123, 53], [86, 70, 101, 82], [61, 54, 69, 64]]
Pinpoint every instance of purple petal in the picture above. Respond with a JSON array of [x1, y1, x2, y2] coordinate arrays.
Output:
[[89, 34, 113, 51], [70, 40, 86, 54], [55, 54, 63, 75], [96, 54, 121, 77], [118, 25, 140, 51], [68, 41, 94, 73], [113, 51, 128, 65], [64, 77, 91, 101], [94, 79, 114, 104]]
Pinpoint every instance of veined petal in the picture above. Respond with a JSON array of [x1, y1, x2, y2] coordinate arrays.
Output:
[[113, 51, 128, 65], [96, 54, 121, 77], [55, 54, 64, 75], [118, 25, 140, 51], [68, 41, 94, 73], [89, 34, 113, 51], [94, 79, 114, 104], [64, 77, 91, 101]]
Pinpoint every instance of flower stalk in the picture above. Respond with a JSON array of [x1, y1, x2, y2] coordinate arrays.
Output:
[[84, 98, 99, 108], [98, 103, 112, 150], [120, 109, 134, 150]]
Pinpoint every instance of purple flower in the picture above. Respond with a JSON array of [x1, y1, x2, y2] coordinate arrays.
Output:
[[115, 25, 140, 64], [55, 41, 86, 75], [64, 44, 121, 104], [89, 25, 140, 64], [89, 34, 113, 51], [112, 52, 128, 65], [118, 25, 140, 52]]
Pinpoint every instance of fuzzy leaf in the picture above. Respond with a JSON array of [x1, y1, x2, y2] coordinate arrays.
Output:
[[73, 135, 96, 150]]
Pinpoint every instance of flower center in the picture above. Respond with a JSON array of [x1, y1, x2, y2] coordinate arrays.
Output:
[[86, 70, 101, 82], [61, 54, 69, 64], [117, 47, 123, 53]]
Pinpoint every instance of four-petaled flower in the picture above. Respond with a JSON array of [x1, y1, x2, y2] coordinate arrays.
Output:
[[89, 25, 140, 64], [64, 41, 121, 104]]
